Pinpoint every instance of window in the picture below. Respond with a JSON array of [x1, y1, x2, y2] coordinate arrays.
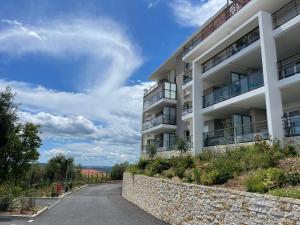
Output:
[[163, 82, 176, 100]]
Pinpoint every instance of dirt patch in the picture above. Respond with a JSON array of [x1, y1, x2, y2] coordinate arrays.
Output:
[[277, 157, 300, 173]]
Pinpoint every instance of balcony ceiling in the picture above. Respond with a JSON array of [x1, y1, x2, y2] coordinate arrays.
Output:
[[276, 21, 300, 61], [203, 92, 266, 119], [202, 47, 262, 87], [281, 82, 300, 107]]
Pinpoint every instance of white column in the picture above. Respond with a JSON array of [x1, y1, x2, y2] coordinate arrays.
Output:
[[192, 62, 204, 155], [259, 11, 284, 142]]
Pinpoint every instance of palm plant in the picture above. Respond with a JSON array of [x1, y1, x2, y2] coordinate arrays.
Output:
[[146, 143, 157, 160], [176, 138, 190, 156]]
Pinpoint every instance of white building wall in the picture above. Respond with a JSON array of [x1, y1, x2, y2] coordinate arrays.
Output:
[[259, 11, 284, 142]]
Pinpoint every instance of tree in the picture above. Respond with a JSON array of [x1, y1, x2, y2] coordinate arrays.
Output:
[[47, 154, 74, 182], [176, 138, 190, 156], [146, 143, 157, 160], [110, 162, 129, 180], [0, 87, 41, 183]]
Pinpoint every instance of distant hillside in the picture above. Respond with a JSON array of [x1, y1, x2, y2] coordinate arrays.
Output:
[[82, 166, 112, 172]]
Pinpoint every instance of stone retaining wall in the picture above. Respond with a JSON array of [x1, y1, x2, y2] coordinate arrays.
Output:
[[122, 173, 300, 225]]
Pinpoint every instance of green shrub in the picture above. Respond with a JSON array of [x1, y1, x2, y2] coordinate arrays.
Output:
[[193, 168, 201, 184], [183, 169, 194, 183], [285, 172, 300, 186], [126, 165, 141, 175], [269, 187, 300, 199], [282, 145, 298, 157], [162, 168, 176, 179], [137, 159, 150, 170], [197, 150, 218, 162], [0, 196, 10, 211], [200, 170, 219, 186], [145, 158, 170, 177], [244, 168, 285, 193]]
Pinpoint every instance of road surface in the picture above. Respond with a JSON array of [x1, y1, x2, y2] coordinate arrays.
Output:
[[0, 184, 168, 225]]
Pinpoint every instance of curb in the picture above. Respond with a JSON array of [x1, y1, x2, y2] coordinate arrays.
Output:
[[0, 185, 88, 219]]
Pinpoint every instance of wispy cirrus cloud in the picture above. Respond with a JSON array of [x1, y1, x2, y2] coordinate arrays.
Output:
[[0, 17, 151, 165], [169, 0, 227, 27]]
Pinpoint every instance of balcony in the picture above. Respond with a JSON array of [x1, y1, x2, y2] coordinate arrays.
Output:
[[183, 69, 193, 86], [202, 27, 260, 73], [203, 72, 264, 108], [143, 81, 177, 110], [203, 120, 268, 147], [278, 53, 300, 80], [273, 0, 300, 29], [283, 113, 300, 137], [182, 102, 193, 117], [183, 0, 252, 56], [142, 115, 176, 132]]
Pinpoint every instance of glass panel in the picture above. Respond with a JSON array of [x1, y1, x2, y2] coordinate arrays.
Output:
[[233, 115, 242, 137], [171, 91, 176, 99], [171, 83, 176, 91], [296, 63, 300, 74], [243, 116, 252, 135], [164, 90, 170, 98], [284, 65, 295, 78], [163, 107, 169, 115], [164, 82, 170, 90], [170, 108, 176, 116]]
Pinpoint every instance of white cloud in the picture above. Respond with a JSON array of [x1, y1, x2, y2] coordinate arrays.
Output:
[[0, 18, 154, 165], [169, 0, 227, 27], [147, 0, 160, 9]]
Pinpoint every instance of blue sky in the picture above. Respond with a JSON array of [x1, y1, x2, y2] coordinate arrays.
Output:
[[0, 0, 226, 166]]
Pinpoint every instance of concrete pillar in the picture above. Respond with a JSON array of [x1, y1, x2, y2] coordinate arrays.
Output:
[[192, 62, 204, 155], [259, 11, 284, 142]]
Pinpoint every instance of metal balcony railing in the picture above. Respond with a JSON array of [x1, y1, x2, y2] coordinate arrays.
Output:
[[202, 27, 260, 73], [273, 0, 300, 29], [203, 72, 264, 108], [182, 102, 193, 117], [283, 114, 300, 137], [278, 53, 300, 80], [142, 115, 176, 131], [183, 69, 193, 85], [182, 0, 252, 57], [143, 81, 177, 110], [203, 120, 269, 147]]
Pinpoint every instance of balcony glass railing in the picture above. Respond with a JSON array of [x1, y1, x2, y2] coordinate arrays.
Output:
[[203, 121, 269, 147], [203, 72, 264, 108], [183, 0, 252, 56], [182, 102, 193, 117], [142, 115, 176, 131], [283, 114, 300, 137], [202, 27, 260, 73], [143, 82, 177, 110], [273, 0, 300, 29], [278, 53, 300, 80], [183, 70, 193, 85]]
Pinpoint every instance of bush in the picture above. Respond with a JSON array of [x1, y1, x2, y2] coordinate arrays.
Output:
[[126, 165, 141, 175], [269, 187, 300, 199], [144, 158, 170, 177], [200, 170, 219, 186], [183, 169, 194, 183], [244, 168, 285, 193], [137, 159, 150, 170], [162, 168, 176, 179], [110, 162, 129, 180], [282, 145, 298, 157], [285, 172, 300, 186], [0, 196, 10, 211]]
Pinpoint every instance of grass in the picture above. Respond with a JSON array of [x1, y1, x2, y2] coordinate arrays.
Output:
[[126, 140, 300, 199]]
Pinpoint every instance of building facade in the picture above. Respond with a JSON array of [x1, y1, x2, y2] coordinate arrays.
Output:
[[141, 0, 300, 158]]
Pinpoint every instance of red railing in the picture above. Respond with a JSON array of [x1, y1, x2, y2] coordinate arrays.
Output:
[[183, 0, 252, 56]]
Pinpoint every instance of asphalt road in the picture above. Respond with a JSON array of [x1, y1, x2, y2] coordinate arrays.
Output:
[[0, 184, 168, 225]]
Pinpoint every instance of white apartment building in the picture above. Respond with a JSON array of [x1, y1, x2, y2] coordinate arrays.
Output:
[[141, 0, 300, 158]]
